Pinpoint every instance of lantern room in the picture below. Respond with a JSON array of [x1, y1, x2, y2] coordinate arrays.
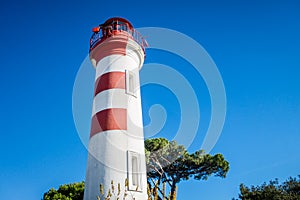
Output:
[[90, 17, 147, 53]]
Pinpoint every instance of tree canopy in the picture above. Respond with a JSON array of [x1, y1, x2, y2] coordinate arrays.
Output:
[[145, 138, 229, 200], [234, 176, 300, 200], [43, 182, 84, 200]]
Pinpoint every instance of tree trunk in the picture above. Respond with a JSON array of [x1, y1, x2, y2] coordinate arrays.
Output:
[[162, 182, 166, 200], [169, 183, 177, 200]]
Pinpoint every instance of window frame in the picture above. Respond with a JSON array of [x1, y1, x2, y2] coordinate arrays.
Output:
[[127, 151, 142, 191], [125, 70, 137, 97]]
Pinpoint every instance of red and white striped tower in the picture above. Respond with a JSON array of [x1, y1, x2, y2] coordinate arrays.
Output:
[[84, 17, 148, 200]]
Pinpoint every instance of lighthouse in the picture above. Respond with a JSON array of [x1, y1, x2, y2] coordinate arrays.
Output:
[[84, 17, 148, 200]]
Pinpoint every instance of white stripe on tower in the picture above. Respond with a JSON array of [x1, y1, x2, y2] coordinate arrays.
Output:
[[92, 89, 128, 117]]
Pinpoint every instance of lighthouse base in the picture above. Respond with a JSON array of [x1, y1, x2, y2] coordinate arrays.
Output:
[[84, 131, 148, 200]]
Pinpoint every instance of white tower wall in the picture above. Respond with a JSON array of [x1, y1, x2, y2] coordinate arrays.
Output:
[[84, 29, 147, 200]]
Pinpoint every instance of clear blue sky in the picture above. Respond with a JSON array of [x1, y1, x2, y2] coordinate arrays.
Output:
[[0, 0, 299, 199]]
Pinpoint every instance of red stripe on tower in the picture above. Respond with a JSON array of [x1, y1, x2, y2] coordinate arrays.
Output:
[[94, 72, 126, 96], [90, 108, 127, 138]]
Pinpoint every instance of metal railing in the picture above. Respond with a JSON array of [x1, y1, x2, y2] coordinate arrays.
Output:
[[90, 23, 148, 53]]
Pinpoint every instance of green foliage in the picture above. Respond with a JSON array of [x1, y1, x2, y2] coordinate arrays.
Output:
[[234, 176, 300, 200], [43, 182, 84, 200], [145, 138, 229, 200]]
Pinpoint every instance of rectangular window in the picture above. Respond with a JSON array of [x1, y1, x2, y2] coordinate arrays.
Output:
[[132, 156, 138, 186], [126, 70, 137, 97], [127, 151, 142, 191]]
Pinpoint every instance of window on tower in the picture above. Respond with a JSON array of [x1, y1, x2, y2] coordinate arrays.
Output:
[[126, 70, 137, 97], [127, 151, 142, 191], [132, 156, 138, 186]]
